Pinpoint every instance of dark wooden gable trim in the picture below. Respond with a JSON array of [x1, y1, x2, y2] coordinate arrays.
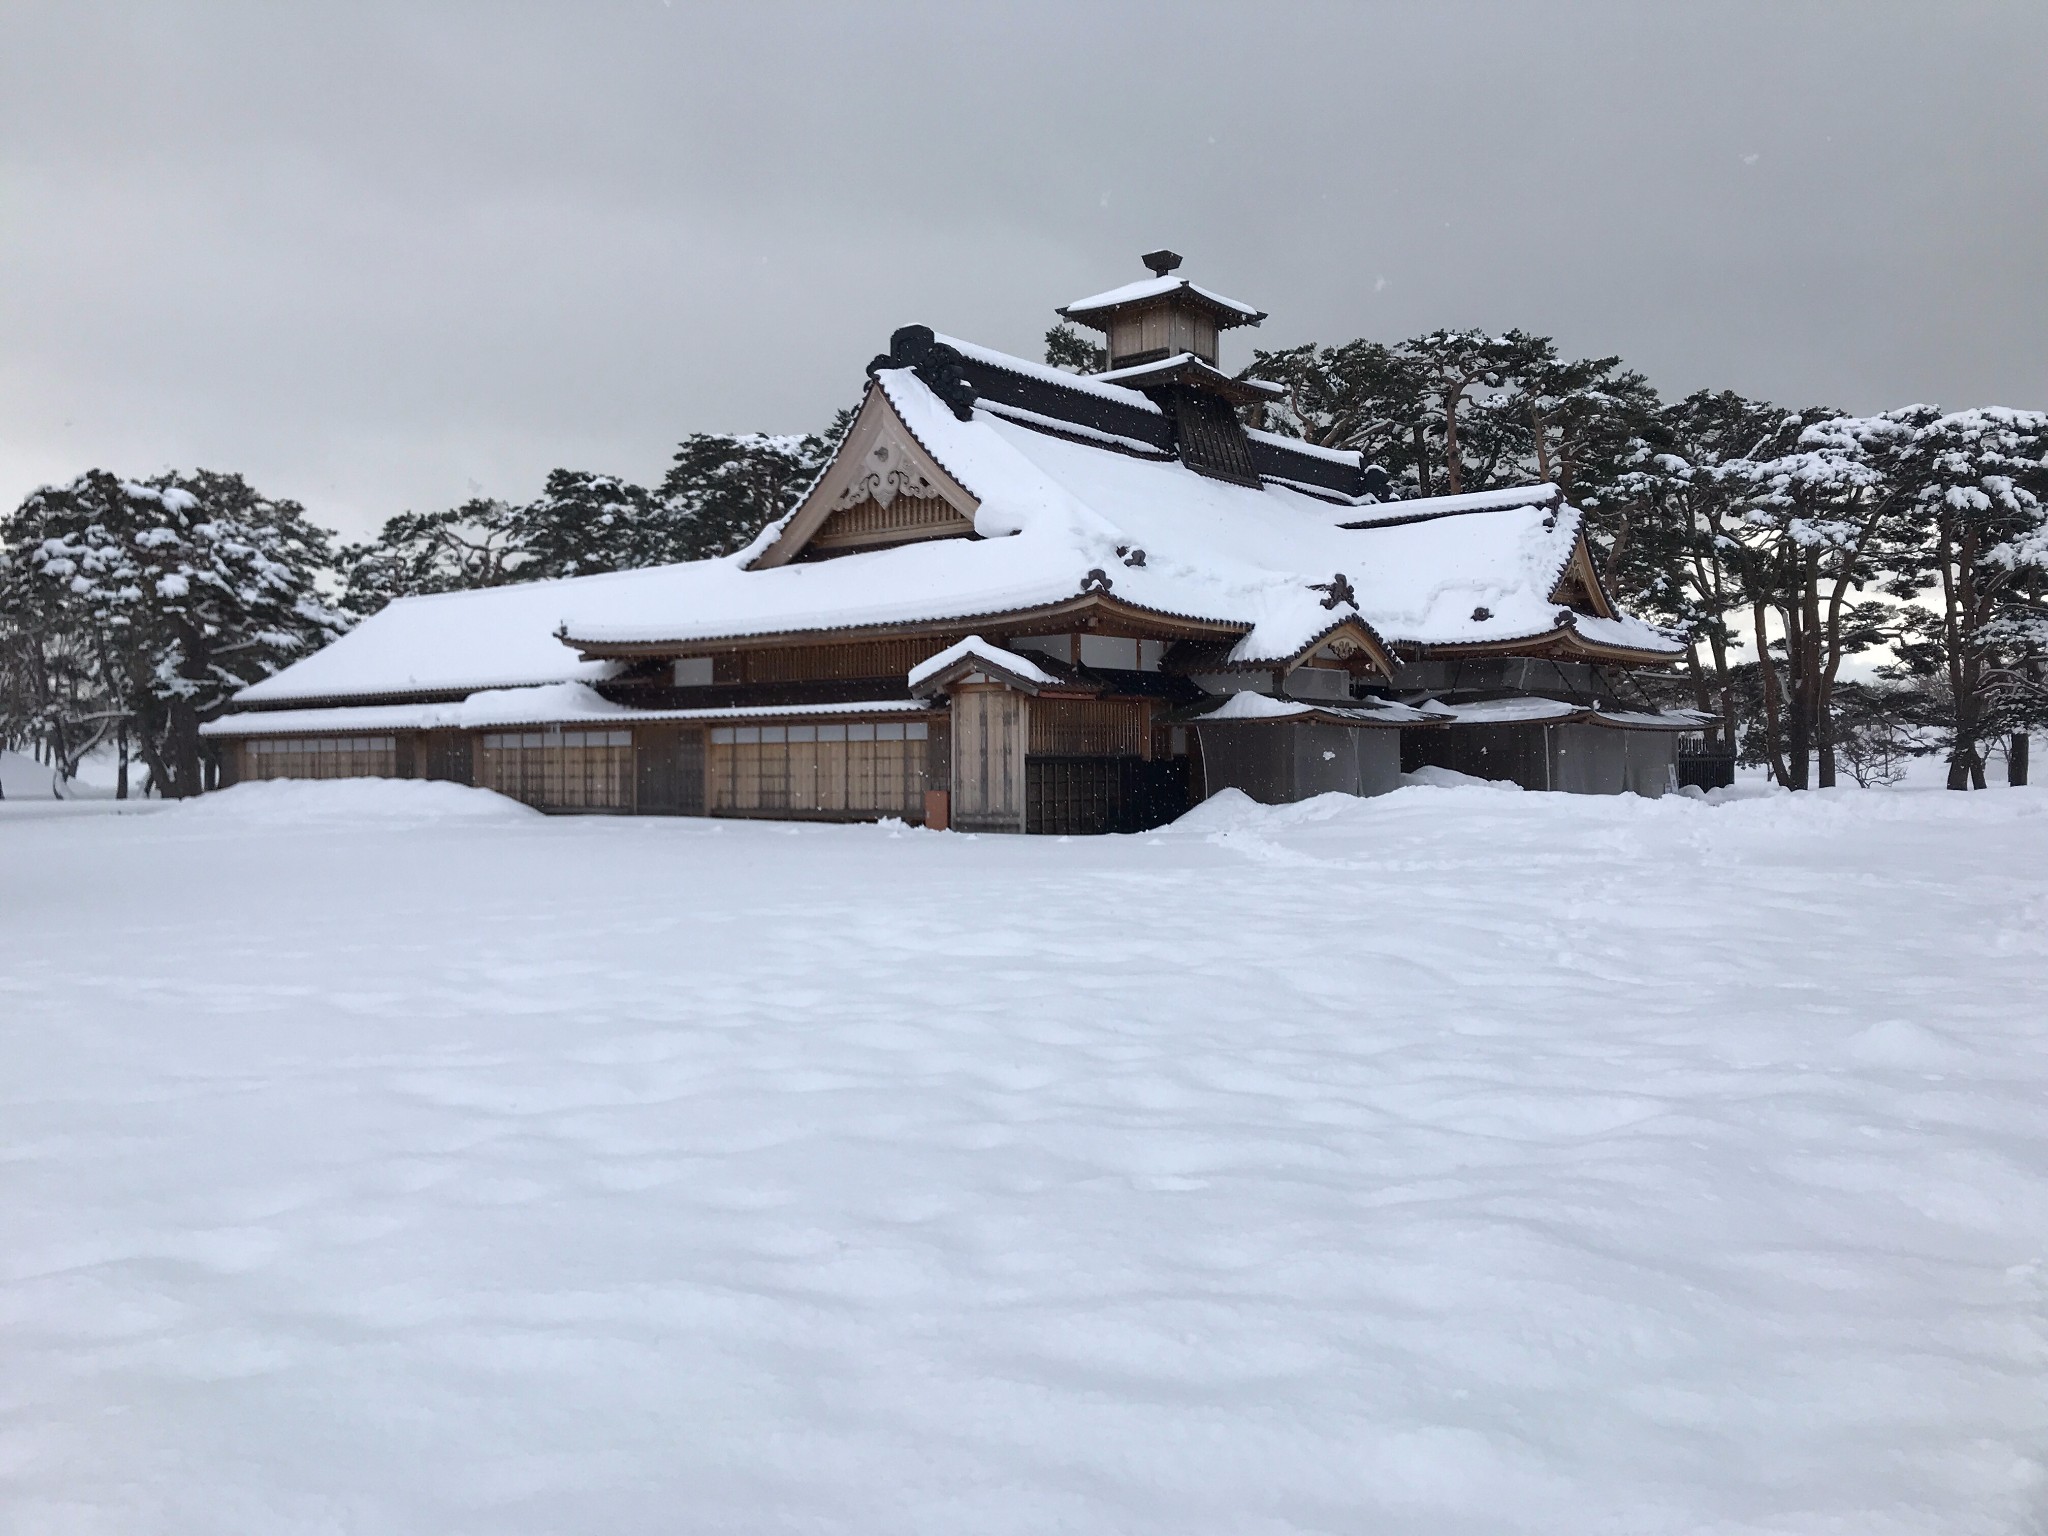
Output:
[[1548, 531, 1618, 620], [750, 385, 981, 570], [1275, 617, 1397, 681]]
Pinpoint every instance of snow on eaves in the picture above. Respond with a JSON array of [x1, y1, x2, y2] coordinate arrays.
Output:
[[1421, 696, 1709, 730], [908, 636, 1062, 692], [204, 683, 932, 737], [1059, 275, 1264, 321], [931, 335, 1164, 415], [1568, 612, 1687, 655], [1194, 691, 1442, 726], [975, 399, 1169, 458], [1335, 483, 1564, 526], [1242, 428, 1364, 468]]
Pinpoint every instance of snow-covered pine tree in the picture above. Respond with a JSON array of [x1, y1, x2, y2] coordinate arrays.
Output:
[[1610, 391, 1793, 749], [1239, 340, 1428, 495], [500, 471, 670, 580], [1399, 329, 1554, 496], [4, 470, 346, 797], [337, 499, 523, 617], [0, 531, 120, 796], [1876, 407, 2048, 788], [1043, 323, 1107, 375], [658, 430, 837, 561], [1723, 410, 1920, 789]]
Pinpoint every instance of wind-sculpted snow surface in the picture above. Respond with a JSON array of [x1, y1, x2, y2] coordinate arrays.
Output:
[[3, 783, 2046, 1534]]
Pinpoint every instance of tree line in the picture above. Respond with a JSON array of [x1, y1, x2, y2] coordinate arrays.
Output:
[[5, 322, 2044, 798], [1166, 325, 2044, 792], [0, 427, 841, 796]]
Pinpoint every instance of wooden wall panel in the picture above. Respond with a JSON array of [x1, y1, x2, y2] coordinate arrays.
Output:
[[738, 638, 949, 685], [950, 687, 1026, 832], [1028, 698, 1147, 757], [808, 495, 972, 551]]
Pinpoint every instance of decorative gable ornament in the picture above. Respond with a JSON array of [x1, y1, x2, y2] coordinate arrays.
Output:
[[1312, 573, 1357, 610], [866, 325, 977, 421], [834, 427, 945, 513]]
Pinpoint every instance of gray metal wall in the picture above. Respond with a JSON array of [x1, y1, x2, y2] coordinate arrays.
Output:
[[1406, 722, 1678, 797], [1195, 723, 1402, 804]]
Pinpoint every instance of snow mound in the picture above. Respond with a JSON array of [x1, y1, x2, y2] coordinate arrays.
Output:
[[1167, 787, 1383, 835], [1398, 764, 1524, 792], [180, 778, 538, 824]]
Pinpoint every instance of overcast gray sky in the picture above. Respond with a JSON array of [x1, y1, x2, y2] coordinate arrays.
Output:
[[4, 1, 2044, 540]]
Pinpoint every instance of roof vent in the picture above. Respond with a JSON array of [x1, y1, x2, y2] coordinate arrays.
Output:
[[1141, 249, 1183, 277]]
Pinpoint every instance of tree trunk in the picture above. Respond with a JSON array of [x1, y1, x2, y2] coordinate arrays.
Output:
[[1784, 595, 1811, 791], [116, 722, 129, 800], [1752, 600, 1789, 786], [136, 708, 173, 803], [2010, 733, 2030, 787], [1685, 645, 1712, 715], [1704, 624, 1737, 753], [168, 698, 203, 798]]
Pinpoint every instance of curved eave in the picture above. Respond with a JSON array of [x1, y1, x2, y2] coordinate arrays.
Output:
[[558, 590, 1252, 659], [225, 683, 547, 712], [1221, 615, 1397, 682], [1058, 289, 1267, 331], [1401, 624, 1686, 667]]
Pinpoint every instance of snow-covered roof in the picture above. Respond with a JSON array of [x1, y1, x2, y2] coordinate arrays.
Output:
[[1059, 276, 1264, 324], [935, 335, 1165, 416], [1189, 692, 1442, 728], [907, 635, 1062, 693], [1421, 697, 1711, 731], [232, 577, 631, 705], [1334, 483, 1563, 527], [1092, 355, 1284, 398], [239, 356, 1680, 709], [1242, 428, 1364, 469], [557, 369, 1678, 664], [206, 683, 931, 736]]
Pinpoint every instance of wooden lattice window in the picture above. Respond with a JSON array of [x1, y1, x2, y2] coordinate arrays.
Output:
[[244, 736, 398, 780], [706, 720, 930, 818], [1028, 698, 1147, 757], [478, 729, 634, 811]]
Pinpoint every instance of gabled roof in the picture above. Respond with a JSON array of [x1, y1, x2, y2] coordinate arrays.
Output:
[[234, 346, 1681, 710], [555, 368, 1677, 665], [908, 636, 1066, 697], [1059, 276, 1266, 328]]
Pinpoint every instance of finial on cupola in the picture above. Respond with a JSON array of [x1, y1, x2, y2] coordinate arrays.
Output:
[[1141, 249, 1183, 278]]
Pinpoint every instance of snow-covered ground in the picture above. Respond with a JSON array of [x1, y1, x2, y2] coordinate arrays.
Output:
[[0, 746, 126, 801], [4, 779, 2046, 1534]]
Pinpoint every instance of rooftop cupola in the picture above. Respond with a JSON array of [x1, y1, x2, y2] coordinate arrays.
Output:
[[1057, 250, 1267, 371]]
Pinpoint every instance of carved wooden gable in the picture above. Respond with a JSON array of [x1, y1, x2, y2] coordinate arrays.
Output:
[[751, 387, 980, 568], [1548, 532, 1617, 619]]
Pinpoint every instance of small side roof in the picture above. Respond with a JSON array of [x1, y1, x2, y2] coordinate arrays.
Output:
[[908, 635, 1065, 697]]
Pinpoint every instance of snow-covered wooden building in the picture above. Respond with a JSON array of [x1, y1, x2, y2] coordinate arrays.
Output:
[[203, 254, 1700, 831]]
